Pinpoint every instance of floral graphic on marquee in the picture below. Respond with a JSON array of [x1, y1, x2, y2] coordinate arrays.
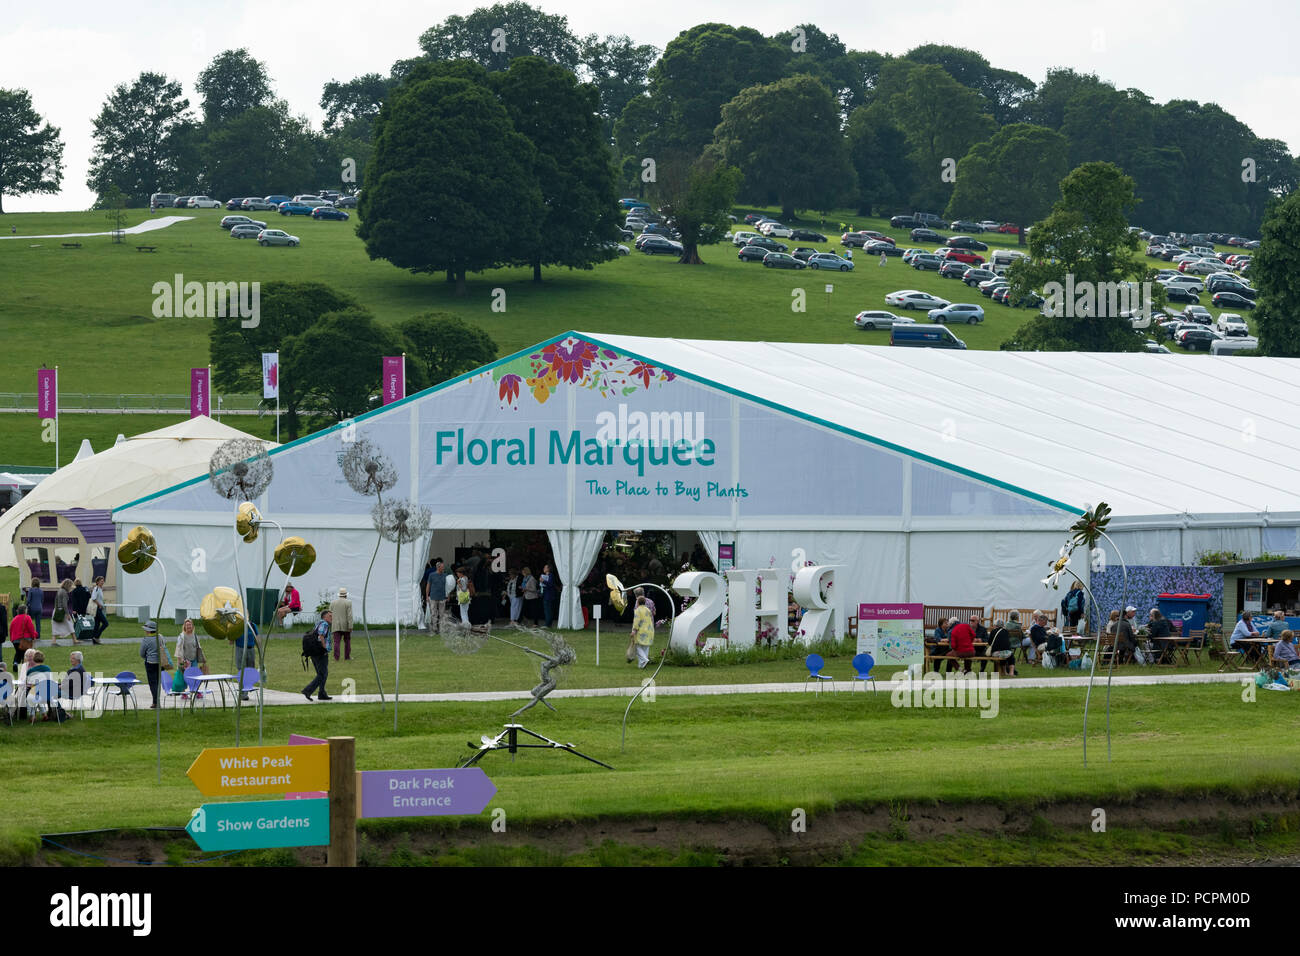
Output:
[[487, 335, 678, 409]]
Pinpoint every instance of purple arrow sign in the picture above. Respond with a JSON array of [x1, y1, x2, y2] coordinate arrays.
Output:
[[358, 768, 496, 819]]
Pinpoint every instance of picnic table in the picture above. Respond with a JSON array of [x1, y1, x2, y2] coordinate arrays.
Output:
[[1233, 637, 1278, 667], [61, 242, 81, 248], [1149, 635, 1194, 666], [924, 640, 1002, 672], [135, 245, 157, 253]]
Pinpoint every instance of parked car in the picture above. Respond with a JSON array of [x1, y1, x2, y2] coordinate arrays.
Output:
[[910, 228, 945, 243], [743, 213, 766, 225], [950, 220, 985, 233], [187, 196, 221, 208], [1216, 313, 1249, 336], [172, 196, 195, 208], [1178, 327, 1224, 351], [978, 221, 1001, 232], [840, 231, 876, 248], [885, 290, 950, 311], [221, 215, 253, 229], [938, 260, 971, 279], [230, 223, 264, 239], [311, 206, 350, 220], [1208, 280, 1256, 300], [946, 236, 988, 251], [279, 202, 316, 216], [1164, 286, 1201, 304], [265, 195, 292, 206], [737, 244, 770, 262], [1144, 340, 1172, 354], [791, 247, 819, 261], [731, 231, 762, 246], [890, 215, 916, 229], [150, 193, 178, 208], [929, 303, 984, 324], [911, 254, 944, 272], [997, 223, 1020, 234], [335, 195, 358, 208], [963, 268, 997, 287], [1211, 291, 1255, 310], [944, 250, 985, 266], [807, 252, 853, 271], [242, 198, 279, 211], [257, 229, 300, 247], [762, 252, 805, 269], [640, 236, 683, 256], [980, 280, 1010, 298], [758, 222, 793, 238], [890, 323, 966, 349], [1183, 305, 1213, 323], [746, 237, 787, 252], [854, 310, 911, 330], [225, 198, 249, 210], [789, 229, 827, 242]]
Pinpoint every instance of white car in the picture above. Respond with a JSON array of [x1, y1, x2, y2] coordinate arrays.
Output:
[[978, 220, 1001, 232], [187, 196, 221, 208], [257, 229, 300, 247], [1181, 260, 1221, 275], [854, 310, 912, 330], [885, 290, 950, 311], [758, 222, 793, 238], [731, 231, 761, 246], [1160, 275, 1204, 293], [1216, 313, 1249, 336]]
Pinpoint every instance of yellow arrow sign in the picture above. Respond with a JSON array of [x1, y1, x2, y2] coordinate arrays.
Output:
[[187, 745, 329, 797]]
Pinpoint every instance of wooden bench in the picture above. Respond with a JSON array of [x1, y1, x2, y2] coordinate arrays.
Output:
[[61, 242, 81, 248], [924, 642, 1007, 674], [923, 605, 985, 631], [136, 245, 157, 253]]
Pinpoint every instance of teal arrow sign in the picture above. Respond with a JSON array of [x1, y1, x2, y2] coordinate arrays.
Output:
[[186, 798, 329, 852]]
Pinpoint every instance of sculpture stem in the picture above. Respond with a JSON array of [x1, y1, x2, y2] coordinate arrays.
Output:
[[361, 489, 387, 709]]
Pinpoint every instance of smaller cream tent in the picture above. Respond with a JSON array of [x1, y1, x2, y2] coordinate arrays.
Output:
[[2, 416, 273, 569]]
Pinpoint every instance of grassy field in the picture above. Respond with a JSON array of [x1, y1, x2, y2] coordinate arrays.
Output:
[[0, 681, 1292, 863]]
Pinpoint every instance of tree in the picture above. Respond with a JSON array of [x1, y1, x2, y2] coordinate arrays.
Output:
[[491, 57, 620, 281], [0, 88, 63, 213], [282, 309, 405, 423], [646, 23, 783, 156], [1251, 191, 1300, 356], [846, 103, 912, 216], [418, 1, 581, 72], [1020, 68, 1109, 130], [87, 73, 194, 206], [902, 44, 1034, 126], [713, 74, 854, 220], [772, 24, 861, 116], [946, 124, 1069, 244], [651, 153, 741, 264], [579, 34, 659, 144], [93, 184, 127, 242], [1001, 162, 1152, 352], [196, 49, 274, 126], [398, 314, 498, 386], [203, 103, 316, 199], [320, 73, 392, 134], [209, 282, 361, 440], [613, 94, 670, 193], [357, 62, 543, 295]]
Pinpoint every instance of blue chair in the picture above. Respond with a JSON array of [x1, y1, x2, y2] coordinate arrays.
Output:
[[850, 653, 877, 692], [113, 670, 139, 716], [804, 654, 836, 694], [182, 666, 204, 712], [29, 678, 62, 724], [239, 667, 261, 705], [0, 674, 14, 726]]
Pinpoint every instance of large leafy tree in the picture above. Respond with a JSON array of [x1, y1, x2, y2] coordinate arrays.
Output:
[[204, 103, 316, 199], [645, 23, 783, 156], [209, 282, 361, 440], [0, 88, 63, 213], [1020, 68, 1110, 130], [196, 49, 274, 126], [946, 124, 1069, 244], [579, 34, 659, 144], [772, 24, 862, 115], [845, 103, 912, 215], [651, 152, 741, 264], [282, 309, 405, 423], [87, 72, 194, 206], [903, 44, 1034, 125], [357, 61, 543, 295], [491, 57, 620, 282], [418, 1, 580, 72], [713, 74, 854, 220], [398, 313, 498, 386], [1252, 192, 1300, 356], [1001, 162, 1151, 352], [613, 94, 670, 193]]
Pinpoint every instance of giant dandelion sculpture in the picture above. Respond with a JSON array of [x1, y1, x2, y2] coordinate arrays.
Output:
[[339, 437, 399, 709], [208, 438, 273, 746], [373, 498, 431, 731]]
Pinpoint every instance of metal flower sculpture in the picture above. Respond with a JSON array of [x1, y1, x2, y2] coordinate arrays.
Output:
[[340, 437, 402, 710], [1041, 501, 1127, 766], [606, 574, 629, 613], [235, 502, 262, 543], [199, 587, 247, 641], [274, 537, 317, 575], [209, 438, 273, 747], [373, 498, 431, 731]]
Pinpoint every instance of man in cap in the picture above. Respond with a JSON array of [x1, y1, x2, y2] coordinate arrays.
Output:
[[138, 619, 166, 709], [1116, 605, 1139, 664], [331, 587, 353, 662]]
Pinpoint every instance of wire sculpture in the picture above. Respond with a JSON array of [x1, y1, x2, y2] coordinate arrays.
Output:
[[339, 437, 400, 708], [373, 498, 431, 731]]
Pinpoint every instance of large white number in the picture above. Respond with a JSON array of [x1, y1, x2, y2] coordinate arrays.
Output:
[[670, 572, 725, 652]]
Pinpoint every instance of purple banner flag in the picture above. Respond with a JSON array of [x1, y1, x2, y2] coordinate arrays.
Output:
[[382, 356, 405, 405], [190, 368, 210, 418], [37, 368, 57, 419]]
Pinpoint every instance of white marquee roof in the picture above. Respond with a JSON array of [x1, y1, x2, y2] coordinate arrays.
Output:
[[586, 333, 1300, 521]]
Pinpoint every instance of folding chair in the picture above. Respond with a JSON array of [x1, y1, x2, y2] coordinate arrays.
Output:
[[849, 653, 876, 693], [238, 667, 262, 705], [1216, 630, 1247, 673], [29, 678, 63, 725], [804, 654, 836, 694]]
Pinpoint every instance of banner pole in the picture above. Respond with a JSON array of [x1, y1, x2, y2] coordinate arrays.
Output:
[[54, 366, 59, 468]]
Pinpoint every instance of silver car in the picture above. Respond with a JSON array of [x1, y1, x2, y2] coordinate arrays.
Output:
[[242, 198, 279, 211], [257, 229, 300, 247], [230, 224, 264, 238]]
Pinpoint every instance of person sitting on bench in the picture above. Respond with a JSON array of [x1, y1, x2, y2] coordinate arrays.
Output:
[[945, 616, 976, 673]]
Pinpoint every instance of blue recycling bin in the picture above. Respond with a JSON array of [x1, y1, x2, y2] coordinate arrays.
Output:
[[1157, 593, 1212, 644]]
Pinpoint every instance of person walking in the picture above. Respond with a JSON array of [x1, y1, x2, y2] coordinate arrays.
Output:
[[25, 578, 43, 641], [50, 579, 75, 645], [425, 560, 447, 633], [541, 563, 560, 628], [302, 611, 332, 701], [506, 567, 523, 623], [879, 252, 888, 266], [1062, 581, 1086, 630], [89, 576, 108, 643], [330, 587, 353, 661], [631, 596, 655, 668], [455, 566, 472, 625], [138, 619, 171, 709], [521, 567, 541, 625]]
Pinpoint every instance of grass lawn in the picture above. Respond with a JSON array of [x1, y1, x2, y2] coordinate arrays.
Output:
[[0, 205, 1228, 465], [0, 681, 1293, 863]]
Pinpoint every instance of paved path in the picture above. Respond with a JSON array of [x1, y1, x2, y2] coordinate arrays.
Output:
[[0, 215, 193, 240], [82, 668, 1252, 710]]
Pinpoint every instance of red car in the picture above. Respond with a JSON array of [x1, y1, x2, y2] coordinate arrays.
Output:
[[997, 223, 1020, 234], [944, 250, 985, 266]]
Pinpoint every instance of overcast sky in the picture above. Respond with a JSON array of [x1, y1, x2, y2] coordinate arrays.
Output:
[[4, 0, 1298, 211]]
